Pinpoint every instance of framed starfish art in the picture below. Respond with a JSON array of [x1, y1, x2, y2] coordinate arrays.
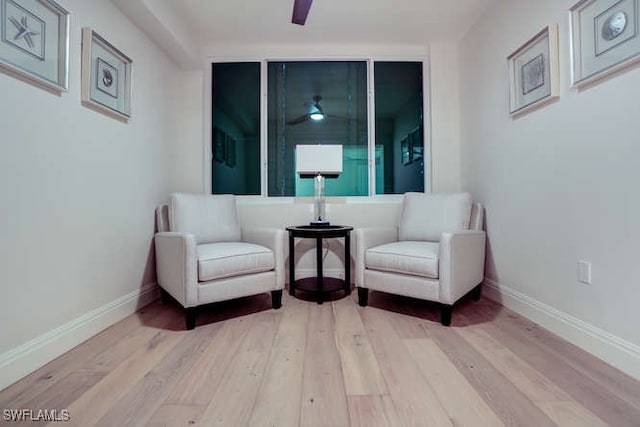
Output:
[[81, 28, 132, 122], [0, 0, 69, 93]]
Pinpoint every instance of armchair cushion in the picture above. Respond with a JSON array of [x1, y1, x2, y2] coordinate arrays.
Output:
[[399, 192, 472, 241], [365, 241, 439, 279], [170, 193, 241, 243], [197, 242, 275, 282]]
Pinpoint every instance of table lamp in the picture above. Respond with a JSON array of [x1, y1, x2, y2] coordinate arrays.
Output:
[[296, 144, 343, 226]]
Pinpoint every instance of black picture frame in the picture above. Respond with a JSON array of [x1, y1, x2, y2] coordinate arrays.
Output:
[[213, 126, 226, 163], [225, 135, 236, 167], [401, 135, 411, 165], [411, 125, 423, 162]]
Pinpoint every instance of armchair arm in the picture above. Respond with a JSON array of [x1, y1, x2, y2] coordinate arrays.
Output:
[[242, 228, 285, 291], [438, 230, 486, 305], [354, 227, 398, 287], [154, 232, 198, 307]]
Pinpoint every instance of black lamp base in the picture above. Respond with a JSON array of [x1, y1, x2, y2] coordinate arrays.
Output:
[[310, 220, 330, 227]]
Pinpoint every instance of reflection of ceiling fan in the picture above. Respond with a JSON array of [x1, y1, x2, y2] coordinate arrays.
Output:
[[287, 96, 346, 126], [287, 96, 324, 125], [291, 0, 313, 25]]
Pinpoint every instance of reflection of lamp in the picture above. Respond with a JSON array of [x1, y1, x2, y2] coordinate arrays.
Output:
[[296, 144, 343, 226]]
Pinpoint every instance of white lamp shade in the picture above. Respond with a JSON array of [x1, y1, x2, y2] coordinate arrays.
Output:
[[296, 145, 343, 176]]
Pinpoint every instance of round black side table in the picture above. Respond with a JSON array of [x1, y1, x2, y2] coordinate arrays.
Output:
[[286, 225, 353, 304]]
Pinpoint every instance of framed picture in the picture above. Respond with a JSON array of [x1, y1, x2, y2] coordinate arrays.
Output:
[[410, 125, 423, 162], [0, 0, 69, 94], [213, 126, 226, 163], [81, 28, 132, 122], [225, 135, 236, 167], [507, 25, 559, 117], [570, 0, 640, 88], [401, 135, 411, 165]]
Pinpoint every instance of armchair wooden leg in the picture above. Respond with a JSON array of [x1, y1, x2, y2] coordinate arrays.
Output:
[[271, 290, 283, 309], [471, 284, 482, 301], [440, 304, 452, 326], [357, 287, 369, 307], [185, 308, 197, 330], [159, 287, 171, 304]]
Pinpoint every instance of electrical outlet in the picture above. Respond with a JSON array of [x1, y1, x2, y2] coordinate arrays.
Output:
[[577, 260, 591, 285]]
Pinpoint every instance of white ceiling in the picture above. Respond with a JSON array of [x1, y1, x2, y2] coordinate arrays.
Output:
[[163, 0, 497, 44], [115, 0, 499, 66]]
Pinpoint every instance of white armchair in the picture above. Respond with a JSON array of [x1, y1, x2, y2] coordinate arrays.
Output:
[[155, 193, 285, 329], [355, 192, 485, 326]]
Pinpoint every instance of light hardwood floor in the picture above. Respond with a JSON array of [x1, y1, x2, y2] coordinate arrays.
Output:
[[2, 289, 640, 426]]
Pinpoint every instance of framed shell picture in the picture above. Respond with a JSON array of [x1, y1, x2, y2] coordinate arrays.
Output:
[[570, 0, 640, 88], [81, 27, 132, 122]]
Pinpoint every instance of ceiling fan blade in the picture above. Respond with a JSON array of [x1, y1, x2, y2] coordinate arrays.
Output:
[[291, 0, 313, 25], [287, 114, 310, 126], [326, 113, 349, 121]]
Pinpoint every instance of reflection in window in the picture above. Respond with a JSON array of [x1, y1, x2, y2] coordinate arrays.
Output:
[[210, 60, 426, 196], [374, 62, 424, 193], [211, 62, 261, 195], [267, 61, 368, 196]]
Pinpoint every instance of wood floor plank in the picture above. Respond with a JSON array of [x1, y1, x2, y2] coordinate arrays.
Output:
[[145, 404, 204, 427], [300, 302, 350, 427], [405, 337, 504, 426], [537, 401, 609, 427], [347, 395, 400, 427], [333, 297, 387, 396], [456, 323, 570, 402], [196, 311, 280, 426], [13, 371, 105, 427], [0, 302, 172, 409], [81, 304, 178, 374], [456, 319, 609, 426], [465, 303, 640, 427], [248, 295, 308, 427], [423, 323, 557, 427], [164, 310, 260, 405], [59, 316, 184, 427], [93, 321, 222, 427], [472, 299, 640, 411], [359, 307, 453, 426], [386, 308, 434, 340]]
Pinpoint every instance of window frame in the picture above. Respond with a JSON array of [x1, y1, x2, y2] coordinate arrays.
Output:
[[204, 56, 432, 199]]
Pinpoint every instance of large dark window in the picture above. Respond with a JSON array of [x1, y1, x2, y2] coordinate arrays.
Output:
[[374, 62, 424, 193], [211, 62, 261, 195], [267, 61, 368, 196], [211, 60, 425, 196]]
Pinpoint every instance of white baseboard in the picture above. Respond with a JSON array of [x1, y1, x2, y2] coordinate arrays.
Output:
[[483, 278, 640, 381], [0, 284, 159, 391]]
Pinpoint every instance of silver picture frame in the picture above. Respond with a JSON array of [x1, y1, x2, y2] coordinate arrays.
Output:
[[0, 0, 69, 94], [570, 0, 640, 88], [507, 25, 560, 117], [81, 27, 132, 122]]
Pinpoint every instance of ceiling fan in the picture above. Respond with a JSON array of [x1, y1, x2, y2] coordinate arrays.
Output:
[[287, 96, 328, 126], [291, 0, 313, 25]]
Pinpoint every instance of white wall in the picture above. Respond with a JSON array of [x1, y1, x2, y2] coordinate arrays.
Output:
[[459, 0, 640, 378], [430, 42, 461, 193], [169, 70, 205, 193], [0, 0, 181, 388]]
